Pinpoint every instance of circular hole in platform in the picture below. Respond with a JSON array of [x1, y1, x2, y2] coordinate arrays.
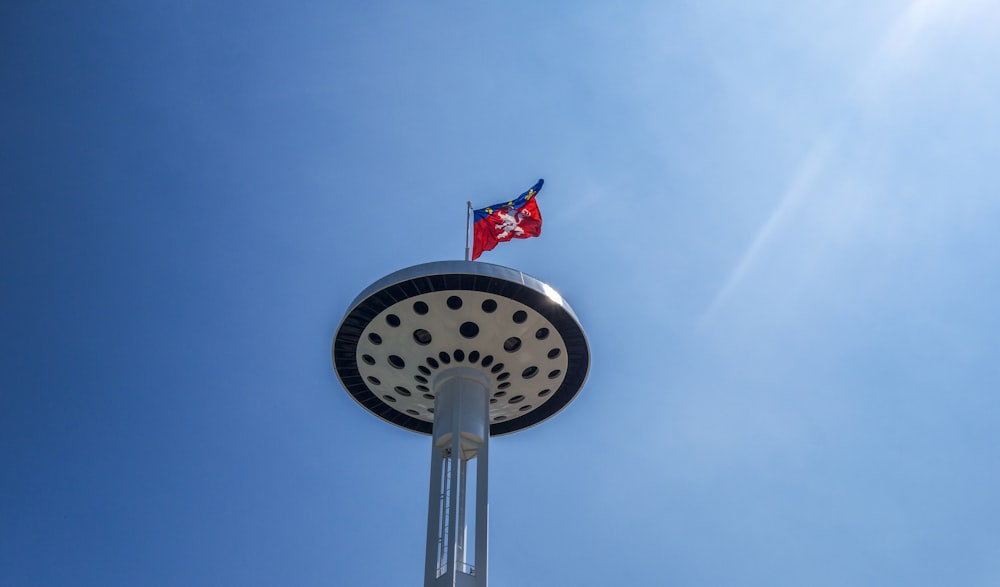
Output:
[[447, 295, 463, 310], [493, 391, 507, 398], [535, 327, 550, 340], [489, 398, 498, 404], [423, 393, 435, 400], [548, 369, 562, 379], [491, 362, 505, 374], [428, 408, 435, 414], [508, 395, 525, 404], [547, 348, 561, 359], [394, 386, 412, 397], [426, 357, 439, 369], [468, 350, 480, 363], [497, 372, 510, 382], [414, 375, 428, 384], [538, 388, 552, 397], [459, 322, 480, 339], [481, 355, 494, 368], [382, 394, 396, 403], [519, 405, 533, 412], [453, 349, 465, 362], [503, 337, 522, 352], [418, 365, 431, 376], [385, 314, 401, 327], [438, 352, 451, 364], [417, 385, 430, 392], [361, 354, 375, 365], [522, 366, 538, 379], [512, 310, 527, 324], [498, 382, 511, 390], [367, 376, 381, 386], [413, 301, 429, 315], [413, 329, 432, 345], [388, 355, 405, 369], [368, 333, 382, 345], [406, 409, 419, 416], [493, 415, 507, 421], [481, 299, 497, 313]]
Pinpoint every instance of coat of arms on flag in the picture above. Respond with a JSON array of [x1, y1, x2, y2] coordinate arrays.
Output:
[[471, 179, 544, 260]]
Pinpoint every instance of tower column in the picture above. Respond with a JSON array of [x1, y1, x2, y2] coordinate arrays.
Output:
[[424, 367, 490, 587], [333, 261, 590, 587]]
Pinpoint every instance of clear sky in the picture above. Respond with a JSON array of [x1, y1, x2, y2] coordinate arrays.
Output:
[[3, 1, 1000, 585]]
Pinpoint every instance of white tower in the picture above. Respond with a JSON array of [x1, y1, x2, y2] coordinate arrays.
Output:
[[333, 261, 590, 586]]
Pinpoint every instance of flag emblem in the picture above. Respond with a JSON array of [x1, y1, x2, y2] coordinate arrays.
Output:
[[472, 179, 544, 260]]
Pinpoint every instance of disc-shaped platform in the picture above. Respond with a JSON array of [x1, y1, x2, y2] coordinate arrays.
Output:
[[332, 261, 590, 435]]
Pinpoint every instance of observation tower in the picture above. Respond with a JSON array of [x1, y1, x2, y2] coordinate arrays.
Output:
[[332, 260, 589, 587]]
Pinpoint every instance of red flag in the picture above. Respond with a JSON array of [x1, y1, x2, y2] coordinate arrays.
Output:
[[472, 179, 544, 260]]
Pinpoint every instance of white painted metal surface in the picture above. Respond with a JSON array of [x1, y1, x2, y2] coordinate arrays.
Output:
[[423, 368, 490, 587], [354, 290, 569, 425]]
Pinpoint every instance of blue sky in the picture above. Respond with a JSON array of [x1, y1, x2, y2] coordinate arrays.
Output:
[[3, 1, 1000, 585]]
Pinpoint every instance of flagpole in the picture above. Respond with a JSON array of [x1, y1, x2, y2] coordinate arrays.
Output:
[[465, 201, 472, 261]]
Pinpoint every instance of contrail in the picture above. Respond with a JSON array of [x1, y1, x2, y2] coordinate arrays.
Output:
[[697, 0, 977, 330], [697, 130, 838, 330]]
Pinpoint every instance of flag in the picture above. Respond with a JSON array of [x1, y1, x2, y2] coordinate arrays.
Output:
[[471, 179, 544, 260]]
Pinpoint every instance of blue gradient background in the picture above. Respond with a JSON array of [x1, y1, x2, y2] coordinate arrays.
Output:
[[3, 1, 999, 585]]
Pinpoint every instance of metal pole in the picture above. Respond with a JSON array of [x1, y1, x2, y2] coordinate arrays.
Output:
[[465, 201, 472, 261]]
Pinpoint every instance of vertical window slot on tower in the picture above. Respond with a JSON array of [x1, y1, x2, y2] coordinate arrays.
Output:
[[436, 449, 452, 578]]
